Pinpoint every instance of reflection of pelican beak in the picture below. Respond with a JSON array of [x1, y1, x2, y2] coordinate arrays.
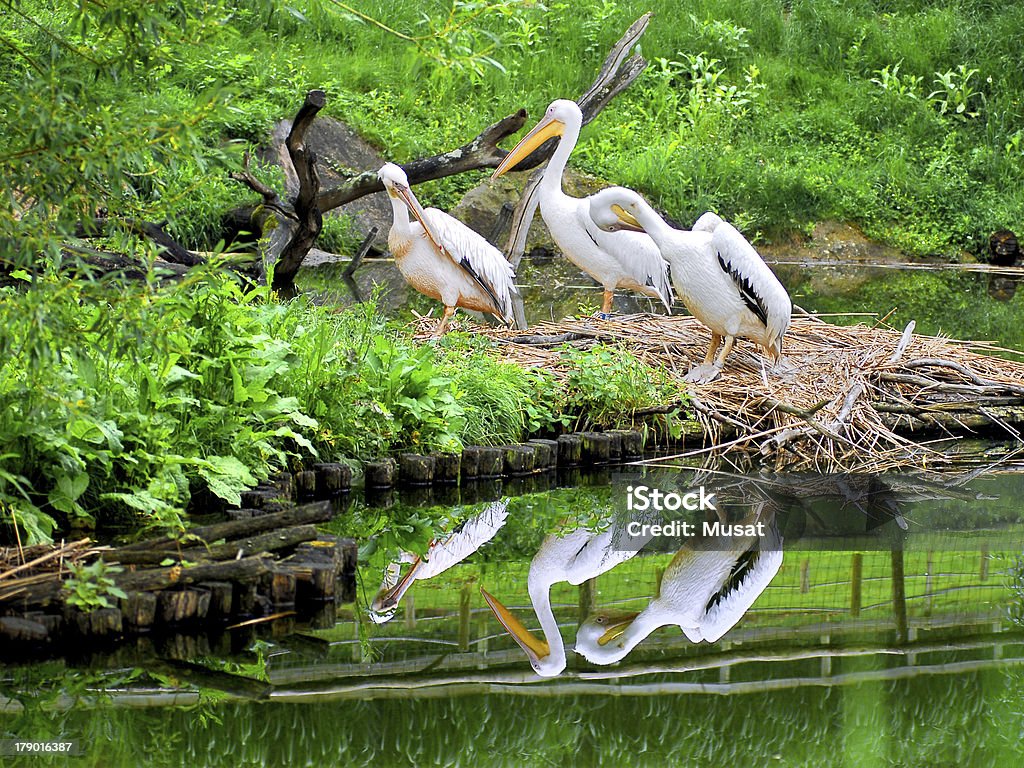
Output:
[[596, 610, 640, 646], [371, 556, 423, 617], [612, 205, 644, 233], [481, 587, 550, 664], [492, 117, 566, 179], [392, 183, 446, 256]]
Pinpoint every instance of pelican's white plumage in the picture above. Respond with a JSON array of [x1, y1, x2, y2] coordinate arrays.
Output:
[[369, 499, 510, 624], [378, 162, 518, 334], [491, 99, 672, 315], [481, 523, 647, 677], [575, 515, 782, 664], [590, 187, 792, 382]]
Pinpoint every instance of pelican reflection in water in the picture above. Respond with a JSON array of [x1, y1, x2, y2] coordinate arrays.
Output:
[[481, 520, 653, 677], [368, 499, 510, 624], [575, 510, 783, 665]]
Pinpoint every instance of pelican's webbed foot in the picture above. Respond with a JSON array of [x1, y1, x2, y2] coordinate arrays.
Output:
[[684, 363, 722, 384]]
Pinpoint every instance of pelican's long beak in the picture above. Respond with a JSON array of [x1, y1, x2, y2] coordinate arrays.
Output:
[[611, 205, 645, 233], [595, 610, 640, 646], [480, 587, 550, 664], [492, 116, 566, 179], [372, 556, 423, 613], [392, 182, 446, 256]]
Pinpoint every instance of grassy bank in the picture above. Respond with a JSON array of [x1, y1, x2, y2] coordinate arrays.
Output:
[[5, 1, 1021, 261], [0, 270, 678, 544]]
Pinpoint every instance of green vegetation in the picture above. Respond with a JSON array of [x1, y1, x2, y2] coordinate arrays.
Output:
[[0, 269, 678, 543], [2, 1, 1022, 542], [62, 560, 127, 612], [3, 1, 1021, 264]]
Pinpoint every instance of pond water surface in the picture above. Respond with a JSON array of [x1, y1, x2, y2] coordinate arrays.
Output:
[[5, 261, 1024, 767]]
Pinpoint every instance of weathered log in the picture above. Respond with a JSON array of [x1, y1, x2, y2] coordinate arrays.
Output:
[[200, 581, 235, 619], [365, 458, 398, 488], [295, 470, 318, 498], [267, 569, 297, 606], [75, 217, 205, 266], [338, 538, 358, 604], [528, 438, 558, 469], [120, 591, 158, 629], [116, 525, 320, 566], [158, 588, 211, 624], [475, 447, 505, 478], [580, 432, 612, 464], [433, 453, 461, 485], [557, 434, 583, 466], [313, 462, 352, 495], [501, 445, 536, 476], [460, 446, 483, 479], [5, 556, 273, 609], [399, 454, 436, 486], [0, 616, 49, 643], [116, 502, 332, 553]]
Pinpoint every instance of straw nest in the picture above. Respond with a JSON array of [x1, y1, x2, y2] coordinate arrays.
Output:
[[421, 312, 1024, 472]]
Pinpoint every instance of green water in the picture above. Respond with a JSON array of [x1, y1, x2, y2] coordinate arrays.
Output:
[[6, 261, 1024, 766], [3, 468, 1024, 767]]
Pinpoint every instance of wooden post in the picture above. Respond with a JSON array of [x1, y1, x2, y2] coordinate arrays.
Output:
[[850, 553, 863, 617], [404, 593, 416, 630], [459, 583, 472, 652], [979, 544, 989, 581], [891, 548, 908, 643], [800, 557, 811, 594], [578, 579, 596, 625], [924, 550, 934, 618]]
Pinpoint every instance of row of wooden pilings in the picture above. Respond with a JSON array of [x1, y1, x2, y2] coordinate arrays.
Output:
[[227, 429, 647, 519]]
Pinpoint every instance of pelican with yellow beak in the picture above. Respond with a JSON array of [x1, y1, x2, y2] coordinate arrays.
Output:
[[378, 162, 519, 334], [481, 522, 647, 677], [575, 512, 782, 665], [589, 186, 792, 383], [491, 99, 672, 316]]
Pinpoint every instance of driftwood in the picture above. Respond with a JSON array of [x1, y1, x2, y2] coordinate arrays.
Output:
[[116, 501, 333, 553], [112, 525, 320, 566], [3, 555, 273, 609]]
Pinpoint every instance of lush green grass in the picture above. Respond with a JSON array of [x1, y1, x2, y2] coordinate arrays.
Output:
[[3, 1, 1021, 263]]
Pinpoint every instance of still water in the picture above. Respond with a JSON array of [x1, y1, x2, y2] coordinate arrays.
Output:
[[5, 261, 1024, 766], [3, 466, 1024, 767]]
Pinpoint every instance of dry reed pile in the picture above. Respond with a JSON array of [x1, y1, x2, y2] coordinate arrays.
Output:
[[435, 312, 1024, 472], [0, 539, 104, 602]]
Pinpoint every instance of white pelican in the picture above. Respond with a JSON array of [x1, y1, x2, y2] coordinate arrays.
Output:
[[368, 499, 510, 624], [590, 187, 792, 383], [378, 162, 519, 334], [575, 512, 782, 664], [481, 521, 649, 677], [491, 99, 672, 316]]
